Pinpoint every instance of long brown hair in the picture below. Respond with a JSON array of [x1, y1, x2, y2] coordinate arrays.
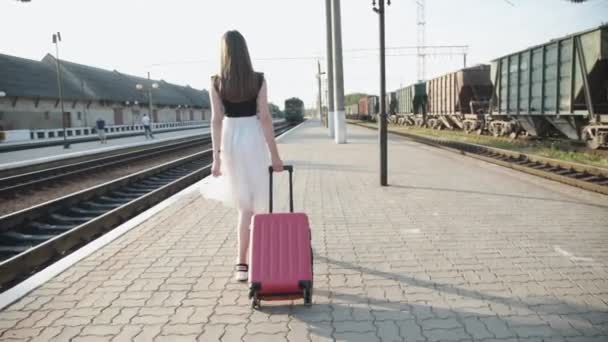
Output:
[[216, 30, 260, 102]]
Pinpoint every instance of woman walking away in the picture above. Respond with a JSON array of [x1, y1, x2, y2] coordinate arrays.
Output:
[[199, 30, 284, 282]]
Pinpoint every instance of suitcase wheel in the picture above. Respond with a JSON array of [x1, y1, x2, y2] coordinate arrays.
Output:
[[299, 280, 313, 307], [303, 288, 312, 306], [251, 292, 260, 309]]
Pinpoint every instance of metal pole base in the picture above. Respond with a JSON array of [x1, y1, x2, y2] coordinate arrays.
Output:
[[335, 110, 347, 144], [328, 111, 336, 138], [380, 113, 387, 186]]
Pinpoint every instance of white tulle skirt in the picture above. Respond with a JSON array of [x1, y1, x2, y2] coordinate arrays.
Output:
[[199, 115, 270, 213]]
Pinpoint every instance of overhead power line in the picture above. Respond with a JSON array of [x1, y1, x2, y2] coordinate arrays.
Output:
[[146, 45, 468, 68]]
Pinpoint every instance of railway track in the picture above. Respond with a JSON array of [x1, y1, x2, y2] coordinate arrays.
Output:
[[0, 122, 293, 292], [0, 136, 211, 198], [0, 134, 209, 179], [352, 122, 608, 196]]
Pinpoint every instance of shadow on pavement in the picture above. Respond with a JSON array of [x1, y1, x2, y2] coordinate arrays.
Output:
[[288, 254, 604, 340], [390, 184, 608, 210]]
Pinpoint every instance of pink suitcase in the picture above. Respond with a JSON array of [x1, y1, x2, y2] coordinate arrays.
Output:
[[248, 165, 313, 308]]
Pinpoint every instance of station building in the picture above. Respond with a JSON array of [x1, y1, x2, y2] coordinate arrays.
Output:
[[0, 53, 210, 136]]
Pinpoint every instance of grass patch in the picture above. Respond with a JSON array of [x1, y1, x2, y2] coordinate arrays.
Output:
[[348, 120, 608, 168]]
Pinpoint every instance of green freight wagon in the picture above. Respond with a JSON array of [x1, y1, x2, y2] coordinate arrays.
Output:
[[386, 91, 397, 115], [394, 83, 428, 126], [489, 24, 608, 148], [395, 83, 427, 115]]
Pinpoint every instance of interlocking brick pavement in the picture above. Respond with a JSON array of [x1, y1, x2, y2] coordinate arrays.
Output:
[[1, 120, 607, 341]]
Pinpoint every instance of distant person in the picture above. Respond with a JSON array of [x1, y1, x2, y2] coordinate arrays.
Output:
[[95, 117, 107, 144], [198, 30, 284, 282], [142, 113, 154, 139]]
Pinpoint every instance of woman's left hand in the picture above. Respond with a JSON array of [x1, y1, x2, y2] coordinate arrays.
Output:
[[272, 156, 284, 172]]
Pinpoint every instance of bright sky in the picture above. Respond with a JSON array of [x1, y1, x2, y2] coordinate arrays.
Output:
[[1, 0, 607, 108]]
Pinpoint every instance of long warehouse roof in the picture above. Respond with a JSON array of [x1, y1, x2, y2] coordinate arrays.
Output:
[[0, 53, 210, 109]]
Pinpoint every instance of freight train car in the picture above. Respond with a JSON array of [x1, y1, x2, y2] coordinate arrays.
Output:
[[394, 83, 428, 126], [488, 24, 608, 148], [426, 65, 493, 131], [367, 95, 380, 122], [345, 103, 360, 120], [358, 96, 370, 120], [386, 92, 397, 116]]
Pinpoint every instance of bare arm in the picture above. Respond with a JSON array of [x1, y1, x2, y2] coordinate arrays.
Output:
[[210, 79, 224, 165], [257, 80, 281, 161]]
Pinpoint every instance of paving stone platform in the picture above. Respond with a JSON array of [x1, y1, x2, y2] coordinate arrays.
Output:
[[1, 120, 607, 341]]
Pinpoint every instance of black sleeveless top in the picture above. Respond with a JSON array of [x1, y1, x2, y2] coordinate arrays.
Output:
[[214, 74, 264, 117]]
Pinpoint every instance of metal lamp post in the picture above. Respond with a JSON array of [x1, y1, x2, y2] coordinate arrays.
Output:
[[325, 0, 335, 134], [133, 100, 140, 126], [317, 61, 326, 122], [373, 0, 389, 186], [0, 91, 5, 131], [125, 101, 133, 126], [53, 32, 70, 149], [332, 0, 347, 144], [136, 78, 159, 123]]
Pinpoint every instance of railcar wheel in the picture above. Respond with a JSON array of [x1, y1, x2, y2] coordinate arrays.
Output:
[[587, 137, 601, 150], [583, 129, 601, 150]]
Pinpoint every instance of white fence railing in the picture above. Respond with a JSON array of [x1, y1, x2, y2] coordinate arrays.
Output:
[[0, 121, 209, 143], [1, 118, 286, 144]]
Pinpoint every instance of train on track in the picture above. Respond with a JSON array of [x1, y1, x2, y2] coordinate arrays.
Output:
[[284, 97, 305, 123], [346, 25, 608, 149]]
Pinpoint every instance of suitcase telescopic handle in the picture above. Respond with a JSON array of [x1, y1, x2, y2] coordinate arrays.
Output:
[[268, 165, 294, 213]]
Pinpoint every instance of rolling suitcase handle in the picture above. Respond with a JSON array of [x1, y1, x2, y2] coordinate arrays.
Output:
[[268, 165, 293, 213]]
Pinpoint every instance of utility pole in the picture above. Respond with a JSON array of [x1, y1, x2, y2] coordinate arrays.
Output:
[[80, 79, 88, 127], [147, 72, 154, 122], [136, 73, 159, 127], [416, 0, 426, 82], [316, 61, 326, 121], [323, 78, 329, 124], [325, 0, 335, 133], [53, 32, 70, 149], [331, 0, 346, 144], [373, 0, 389, 186]]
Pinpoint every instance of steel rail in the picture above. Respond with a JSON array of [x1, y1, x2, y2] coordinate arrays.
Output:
[[0, 136, 211, 198], [0, 122, 292, 292], [351, 122, 608, 195], [0, 134, 208, 179]]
